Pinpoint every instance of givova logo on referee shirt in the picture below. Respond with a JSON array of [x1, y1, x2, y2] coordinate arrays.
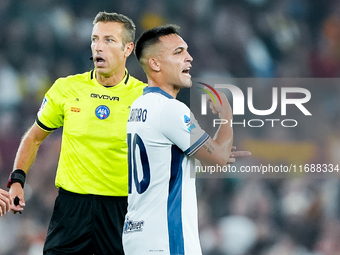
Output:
[[91, 93, 119, 101]]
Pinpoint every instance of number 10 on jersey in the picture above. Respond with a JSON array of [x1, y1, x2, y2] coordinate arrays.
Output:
[[127, 133, 151, 194]]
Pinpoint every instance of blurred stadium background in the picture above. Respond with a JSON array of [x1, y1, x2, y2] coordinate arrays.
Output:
[[1, 0, 340, 254]]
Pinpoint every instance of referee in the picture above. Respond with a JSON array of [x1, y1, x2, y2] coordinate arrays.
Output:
[[7, 12, 145, 255]]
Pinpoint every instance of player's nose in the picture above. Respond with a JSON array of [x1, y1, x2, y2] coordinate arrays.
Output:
[[185, 52, 193, 62]]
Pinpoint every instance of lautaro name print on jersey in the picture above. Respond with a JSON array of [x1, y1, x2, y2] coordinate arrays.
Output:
[[123, 87, 209, 255], [128, 108, 147, 122]]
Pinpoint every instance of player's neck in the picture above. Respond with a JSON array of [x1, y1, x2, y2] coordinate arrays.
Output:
[[148, 79, 179, 98], [95, 68, 126, 87]]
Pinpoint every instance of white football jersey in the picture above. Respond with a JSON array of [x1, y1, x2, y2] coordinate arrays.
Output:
[[123, 87, 209, 255]]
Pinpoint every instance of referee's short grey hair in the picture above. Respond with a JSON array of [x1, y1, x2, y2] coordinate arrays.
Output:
[[93, 11, 136, 46]]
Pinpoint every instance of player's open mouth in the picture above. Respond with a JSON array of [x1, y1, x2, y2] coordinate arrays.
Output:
[[182, 67, 191, 77]]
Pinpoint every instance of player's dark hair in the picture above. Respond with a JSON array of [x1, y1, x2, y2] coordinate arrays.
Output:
[[135, 24, 180, 63], [93, 11, 136, 46]]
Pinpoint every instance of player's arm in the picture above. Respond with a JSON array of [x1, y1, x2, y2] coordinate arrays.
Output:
[[8, 123, 51, 213], [193, 90, 234, 166], [0, 188, 12, 216]]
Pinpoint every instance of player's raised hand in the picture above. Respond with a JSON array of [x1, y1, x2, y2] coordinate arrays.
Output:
[[0, 188, 12, 216], [203, 86, 232, 120]]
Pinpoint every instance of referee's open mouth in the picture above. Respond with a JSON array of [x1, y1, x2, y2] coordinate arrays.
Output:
[[94, 56, 106, 67]]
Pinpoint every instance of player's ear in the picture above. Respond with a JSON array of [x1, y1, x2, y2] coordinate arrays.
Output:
[[149, 58, 160, 72], [124, 42, 134, 57]]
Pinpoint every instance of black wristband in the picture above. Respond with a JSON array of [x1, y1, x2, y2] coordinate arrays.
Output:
[[7, 169, 26, 189]]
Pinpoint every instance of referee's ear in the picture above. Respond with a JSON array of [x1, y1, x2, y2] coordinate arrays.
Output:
[[124, 42, 134, 58]]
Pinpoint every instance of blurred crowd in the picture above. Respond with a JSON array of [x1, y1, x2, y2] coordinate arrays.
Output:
[[1, 0, 340, 254]]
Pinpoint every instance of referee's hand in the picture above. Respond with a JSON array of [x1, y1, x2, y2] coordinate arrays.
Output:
[[0, 188, 12, 216], [9, 183, 25, 214]]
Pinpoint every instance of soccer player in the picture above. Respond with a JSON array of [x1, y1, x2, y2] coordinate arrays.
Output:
[[8, 12, 145, 254], [0, 188, 12, 216], [123, 25, 234, 255]]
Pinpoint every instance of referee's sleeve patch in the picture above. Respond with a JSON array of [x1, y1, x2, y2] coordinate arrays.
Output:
[[38, 96, 48, 118]]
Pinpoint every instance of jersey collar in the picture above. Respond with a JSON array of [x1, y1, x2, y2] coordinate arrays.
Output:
[[123, 69, 130, 84], [143, 87, 174, 99], [90, 69, 130, 85]]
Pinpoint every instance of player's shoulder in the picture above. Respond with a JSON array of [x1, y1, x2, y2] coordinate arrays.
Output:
[[159, 98, 194, 137], [140, 87, 188, 111], [154, 98, 189, 124], [163, 98, 189, 112]]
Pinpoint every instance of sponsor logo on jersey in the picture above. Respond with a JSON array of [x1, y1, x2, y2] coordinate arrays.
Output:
[[91, 93, 119, 101], [128, 108, 147, 122], [123, 217, 144, 233], [95, 105, 110, 120]]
